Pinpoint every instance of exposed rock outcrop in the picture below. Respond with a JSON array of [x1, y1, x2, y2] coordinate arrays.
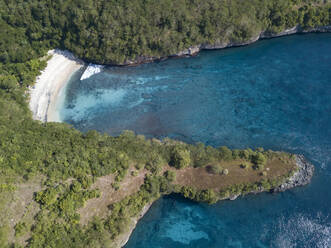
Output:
[[274, 155, 314, 192], [222, 154, 314, 201]]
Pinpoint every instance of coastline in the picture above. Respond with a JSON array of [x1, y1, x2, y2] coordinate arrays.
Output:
[[113, 202, 153, 248], [221, 154, 314, 201], [29, 49, 84, 122], [29, 26, 331, 123], [119, 25, 331, 66], [27, 28, 318, 247]]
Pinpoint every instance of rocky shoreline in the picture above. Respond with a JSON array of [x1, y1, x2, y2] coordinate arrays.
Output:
[[222, 154, 314, 201], [119, 25, 331, 66], [113, 202, 153, 248], [274, 154, 314, 192]]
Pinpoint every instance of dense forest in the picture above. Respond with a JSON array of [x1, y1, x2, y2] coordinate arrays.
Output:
[[0, 0, 329, 247], [0, 0, 330, 65]]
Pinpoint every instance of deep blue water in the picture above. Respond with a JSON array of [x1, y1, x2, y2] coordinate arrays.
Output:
[[60, 34, 331, 247]]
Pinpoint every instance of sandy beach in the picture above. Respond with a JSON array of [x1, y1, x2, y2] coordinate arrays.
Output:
[[29, 49, 84, 122]]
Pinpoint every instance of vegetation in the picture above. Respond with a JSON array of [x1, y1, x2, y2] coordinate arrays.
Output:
[[209, 164, 229, 175], [0, 0, 330, 65], [0, 0, 323, 247], [240, 162, 250, 169], [252, 152, 267, 170], [209, 164, 224, 174], [164, 170, 176, 182], [176, 186, 218, 204], [170, 146, 191, 169]]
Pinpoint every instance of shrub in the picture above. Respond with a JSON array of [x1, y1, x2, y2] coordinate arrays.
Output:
[[191, 142, 208, 167], [252, 152, 267, 170], [14, 222, 28, 236], [196, 189, 218, 204], [111, 182, 120, 191], [35, 188, 58, 207], [232, 149, 240, 159], [240, 162, 249, 169], [181, 186, 197, 199], [71, 181, 82, 193], [239, 148, 255, 160], [145, 161, 162, 175], [256, 147, 264, 152], [219, 146, 233, 161], [260, 179, 272, 190], [170, 146, 191, 169], [78, 175, 93, 189], [0, 75, 17, 91], [131, 170, 138, 177], [254, 163, 265, 171], [135, 163, 144, 170], [209, 164, 223, 174], [164, 170, 176, 182]]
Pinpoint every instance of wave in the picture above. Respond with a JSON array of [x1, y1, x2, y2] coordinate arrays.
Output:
[[80, 63, 104, 80]]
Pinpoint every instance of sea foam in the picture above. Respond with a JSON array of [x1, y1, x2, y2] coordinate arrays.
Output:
[[80, 63, 104, 80]]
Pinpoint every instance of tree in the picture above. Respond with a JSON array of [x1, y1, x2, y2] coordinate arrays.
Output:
[[240, 162, 249, 169], [0, 75, 17, 91], [252, 152, 267, 170], [209, 164, 223, 174], [219, 146, 233, 161], [164, 170, 176, 182], [197, 189, 217, 204], [170, 146, 191, 169]]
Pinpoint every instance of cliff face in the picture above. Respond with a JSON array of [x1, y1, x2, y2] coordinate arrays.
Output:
[[121, 25, 331, 66]]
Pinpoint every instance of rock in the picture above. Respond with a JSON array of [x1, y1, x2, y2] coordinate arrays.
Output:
[[229, 194, 240, 200], [273, 154, 314, 192], [221, 154, 314, 201]]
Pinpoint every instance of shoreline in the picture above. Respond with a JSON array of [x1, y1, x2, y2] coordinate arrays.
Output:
[[25, 25, 320, 248], [29, 49, 84, 122], [29, 26, 330, 123], [116, 25, 331, 66], [113, 202, 153, 248]]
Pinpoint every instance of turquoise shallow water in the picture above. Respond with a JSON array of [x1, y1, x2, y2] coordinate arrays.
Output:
[[61, 34, 331, 247]]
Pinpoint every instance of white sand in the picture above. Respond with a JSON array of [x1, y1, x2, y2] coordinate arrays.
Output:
[[29, 50, 84, 122]]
